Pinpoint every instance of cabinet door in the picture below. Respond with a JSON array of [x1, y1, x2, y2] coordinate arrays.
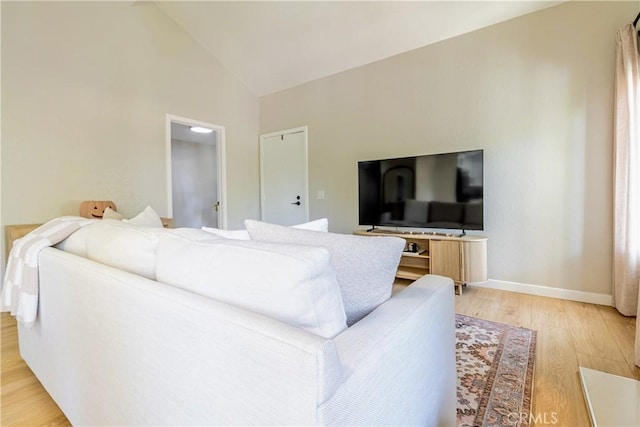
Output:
[[430, 240, 462, 282], [462, 240, 488, 282]]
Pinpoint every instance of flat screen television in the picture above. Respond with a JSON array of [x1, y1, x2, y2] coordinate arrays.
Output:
[[358, 149, 483, 231]]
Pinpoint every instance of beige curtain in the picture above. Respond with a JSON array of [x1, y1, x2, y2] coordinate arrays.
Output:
[[613, 22, 640, 367]]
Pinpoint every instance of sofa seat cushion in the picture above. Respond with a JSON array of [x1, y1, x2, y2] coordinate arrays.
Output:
[[155, 237, 347, 338], [244, 220, 405, 326]]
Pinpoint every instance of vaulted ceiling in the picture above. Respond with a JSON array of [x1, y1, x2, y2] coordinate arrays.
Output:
[[155, 1, 565, 96]]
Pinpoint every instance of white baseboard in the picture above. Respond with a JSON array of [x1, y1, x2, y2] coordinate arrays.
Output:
[[470, 279, 614, 306]]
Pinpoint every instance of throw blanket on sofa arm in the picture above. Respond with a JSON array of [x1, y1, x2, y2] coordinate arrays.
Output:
[[1, 216, 96, 327]]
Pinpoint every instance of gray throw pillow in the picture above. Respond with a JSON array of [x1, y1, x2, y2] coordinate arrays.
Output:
[[245, 220, 405, 326]]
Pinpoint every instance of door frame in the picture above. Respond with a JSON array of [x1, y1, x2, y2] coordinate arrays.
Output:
[[165, 114, 227, 229], [259, 126, 309, 223]]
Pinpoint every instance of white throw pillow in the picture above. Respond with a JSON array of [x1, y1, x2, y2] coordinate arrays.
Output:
[[201, 227, 251, 240], [291, 218, 328, 232], [201, 218, 329, 240], [245, 220, 405, 326], [156, 238, 347, 338], [102, 207, 124, 220], [123, 206, 163, 228]]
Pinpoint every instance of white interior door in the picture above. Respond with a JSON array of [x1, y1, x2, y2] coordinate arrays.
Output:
[[260, 127, 309, 225]]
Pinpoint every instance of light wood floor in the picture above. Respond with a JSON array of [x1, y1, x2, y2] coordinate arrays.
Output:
[[1, 313, 70, 426], [456, 286, 639, 427], [1, 286, 638, 426]]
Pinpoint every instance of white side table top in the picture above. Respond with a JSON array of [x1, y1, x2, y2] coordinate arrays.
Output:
[[579, 367, 639, 427]]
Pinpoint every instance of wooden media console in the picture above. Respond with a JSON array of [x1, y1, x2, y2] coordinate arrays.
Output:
[[354, 229, 487, 294]]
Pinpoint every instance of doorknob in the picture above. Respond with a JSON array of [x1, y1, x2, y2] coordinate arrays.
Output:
[[213, 201, 220, 212], [291, 201, 301, 206]]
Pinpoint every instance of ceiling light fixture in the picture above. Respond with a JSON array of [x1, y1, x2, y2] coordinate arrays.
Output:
[[190, 126, 213, 134]]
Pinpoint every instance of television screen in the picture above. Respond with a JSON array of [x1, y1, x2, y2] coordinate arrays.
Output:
[[358, 150, 483, 230]]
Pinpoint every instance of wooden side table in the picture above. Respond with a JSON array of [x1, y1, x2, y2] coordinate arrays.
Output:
[[5, 224, 41, 261]]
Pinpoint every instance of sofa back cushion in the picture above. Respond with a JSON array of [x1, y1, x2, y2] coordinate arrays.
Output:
[[403, 199, 430, 224], [155, 237, 347, 338], [428, 201, 464, 224], [56, 224, 220, 260], [245, 220, 405, 326], [55, 226, 91, 257], [463, 202, 483, 228], [85, 221, 168, 280], [170, 227, 224, 242]]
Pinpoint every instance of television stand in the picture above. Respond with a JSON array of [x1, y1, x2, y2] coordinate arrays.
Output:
[[354, 229, 487, 295]]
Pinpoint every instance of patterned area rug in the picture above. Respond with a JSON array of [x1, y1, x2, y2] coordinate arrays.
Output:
[[456, 314, 537, 427]]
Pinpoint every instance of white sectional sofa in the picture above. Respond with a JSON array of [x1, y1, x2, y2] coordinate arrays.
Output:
[[15, 220, 457, 426]]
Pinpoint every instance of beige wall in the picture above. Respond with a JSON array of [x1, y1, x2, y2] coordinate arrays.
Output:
[[260, 1, 638, 296], [1, 2, 260, 254]]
